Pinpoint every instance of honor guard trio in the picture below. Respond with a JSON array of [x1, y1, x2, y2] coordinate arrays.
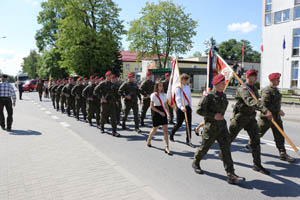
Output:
[[1, 68, 296, 185]]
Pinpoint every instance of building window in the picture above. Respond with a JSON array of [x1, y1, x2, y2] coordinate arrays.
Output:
[[125, 64, 130, 71], [293, 28, 300, 56], [265, 13, 272, 26], [291, 61, 299, 87], [294, 6, 300, 20], [274, 9, 290, 24], [266, 0, 272, 12], [296, 0, 300, 5]]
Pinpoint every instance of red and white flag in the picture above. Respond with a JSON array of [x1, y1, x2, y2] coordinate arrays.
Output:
[[167, 58, 181, 107], [215, 53, 234, 85]]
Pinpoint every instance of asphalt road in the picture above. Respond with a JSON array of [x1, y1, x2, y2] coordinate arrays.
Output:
[[14, 91, 300, 200]]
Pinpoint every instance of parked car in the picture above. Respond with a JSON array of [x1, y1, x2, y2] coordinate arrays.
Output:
[[22, 79, 37, 92]]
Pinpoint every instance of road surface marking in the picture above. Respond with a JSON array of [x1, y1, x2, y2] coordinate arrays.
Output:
[[45, 111, 51, 115], [237, 134, 297, 152], [51, 115, 59, 120], [60, 122, 70, 127], [40, 108, 46, 111]]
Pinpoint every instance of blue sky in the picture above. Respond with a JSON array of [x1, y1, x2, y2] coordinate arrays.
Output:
[[0, 0, 262, 76]]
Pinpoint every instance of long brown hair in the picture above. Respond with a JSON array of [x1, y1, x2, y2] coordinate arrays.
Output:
[[153, 80, 164, 93]]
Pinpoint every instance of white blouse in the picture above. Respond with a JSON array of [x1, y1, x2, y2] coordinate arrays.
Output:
[[150, 93, 167, 106]]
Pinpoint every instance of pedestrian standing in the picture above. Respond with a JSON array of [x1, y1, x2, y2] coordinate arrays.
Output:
[[0, 74, 16, 131], [170, 73, 193, 147], [192, 74, 245, 185], [146, 80, 172, 155], [44, 80, 49, 98], [17, 80, 23, 100]]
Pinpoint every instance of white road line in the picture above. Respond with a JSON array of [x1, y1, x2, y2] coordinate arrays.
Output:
[[60, 122, 70, 127], [51, 115, 59, 120], [33, 103, 37, 105], [237, 134, 298, 152], [40, 108, 46, 111], [45, 111, 51, 115]]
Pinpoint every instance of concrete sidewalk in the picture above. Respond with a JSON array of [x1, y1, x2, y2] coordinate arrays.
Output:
[[0, 95, 164, 200]]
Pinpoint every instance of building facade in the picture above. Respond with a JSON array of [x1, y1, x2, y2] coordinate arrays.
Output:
[[262, 0, 300, 89]]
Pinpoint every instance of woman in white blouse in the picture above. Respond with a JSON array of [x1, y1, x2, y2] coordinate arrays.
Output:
[[146, 80, 172, 155]]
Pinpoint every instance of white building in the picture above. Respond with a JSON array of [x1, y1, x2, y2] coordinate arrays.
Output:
[[261, 0, 300, 89]]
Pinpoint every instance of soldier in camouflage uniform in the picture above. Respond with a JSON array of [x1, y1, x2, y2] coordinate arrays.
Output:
[[62, 78, 75, 117], [71, 78, 87, 121], [163, 73, 174, 124], [118, 72, 142, 133], [59, 79, 67, 113], [228, 69, 273, 175], [83, 76, 98, 126], [55, 79, 62, 111], [50, 80, 58, 109], [192, 74, 245, 185], [139, 71, 154, 126], [36, 79, 44, 101], [255, 73, 295, 162], [111, 74, 122, 125], [94, 71, 120, 137]]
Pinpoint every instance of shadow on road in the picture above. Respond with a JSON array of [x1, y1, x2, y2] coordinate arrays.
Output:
[[9, 129, 42, 136]]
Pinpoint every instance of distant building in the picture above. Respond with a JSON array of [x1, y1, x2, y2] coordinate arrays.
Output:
[[261, 0, 300, 89]]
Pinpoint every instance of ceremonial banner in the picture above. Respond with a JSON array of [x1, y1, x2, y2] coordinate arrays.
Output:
[[167, 58, 181, 107]]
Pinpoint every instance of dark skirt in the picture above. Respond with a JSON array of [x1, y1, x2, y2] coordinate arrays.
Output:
[[151, 106, 168, 127]]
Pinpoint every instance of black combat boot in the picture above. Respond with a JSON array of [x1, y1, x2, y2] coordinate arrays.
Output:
[[122, 121, 126, 130], [135, 128, 142, 134], [280, 152, 296, 163], [89, 121, 93, 126], [112, 132, 120, 137], [101, 126, 105, 133], [170, 133, 174, 142], [192, 161, 203, 174], [227, 172, 245, 185], [253, 164, 270, 175]]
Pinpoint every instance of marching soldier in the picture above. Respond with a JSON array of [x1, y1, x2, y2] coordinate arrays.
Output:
[[118, 72, 142, 133], [163, 73, 174, 124], [228, 69, 273, 175], [36, 79, 44, 101], [111, 74, 122, 125], [59, 79, 67, 113], [62, 78, 76, 117], [255, 73, 295, 162], [71, 78, 87, 121], [55, 79, 62, 111], [94, 71, 120, 137], [83, 76, 98, 126], [50, 80, 58, 109], [139, 71, 154, 126], [192, 74, 245, 185]]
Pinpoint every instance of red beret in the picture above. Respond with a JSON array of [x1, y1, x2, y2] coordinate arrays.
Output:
[[111, 74, 116, 79], [146, 71, 152, 76], [99, 77, 104, 81], [269, 73, 281, 81], [83, 77, 87, 80], [77, 78, 81, 81], [212, 74, 225, 85], [165, 73, 169, 77], [89, 75, 93, 80], [128, 72, 134, 78], [105, 71, 112, 76], [246, 69, 257, 77]]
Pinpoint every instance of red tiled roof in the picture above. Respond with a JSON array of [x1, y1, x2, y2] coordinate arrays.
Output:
[[120, 51, 139, 62], [120, 51, 170, 62]]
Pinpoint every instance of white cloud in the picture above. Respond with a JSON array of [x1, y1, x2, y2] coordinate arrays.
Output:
[[0, 48, 15, 56], [227, 21, 257, 33], [24, 0, 39, 6], [0, 52, 26, 76]]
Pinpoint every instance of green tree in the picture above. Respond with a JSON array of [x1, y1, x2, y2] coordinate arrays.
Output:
[[192, 51, 202, 58], [127, 0, 197, 68], [218, 39, 261, 62], [21, 50, 42, 79], [57, 0, 125, 76]]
